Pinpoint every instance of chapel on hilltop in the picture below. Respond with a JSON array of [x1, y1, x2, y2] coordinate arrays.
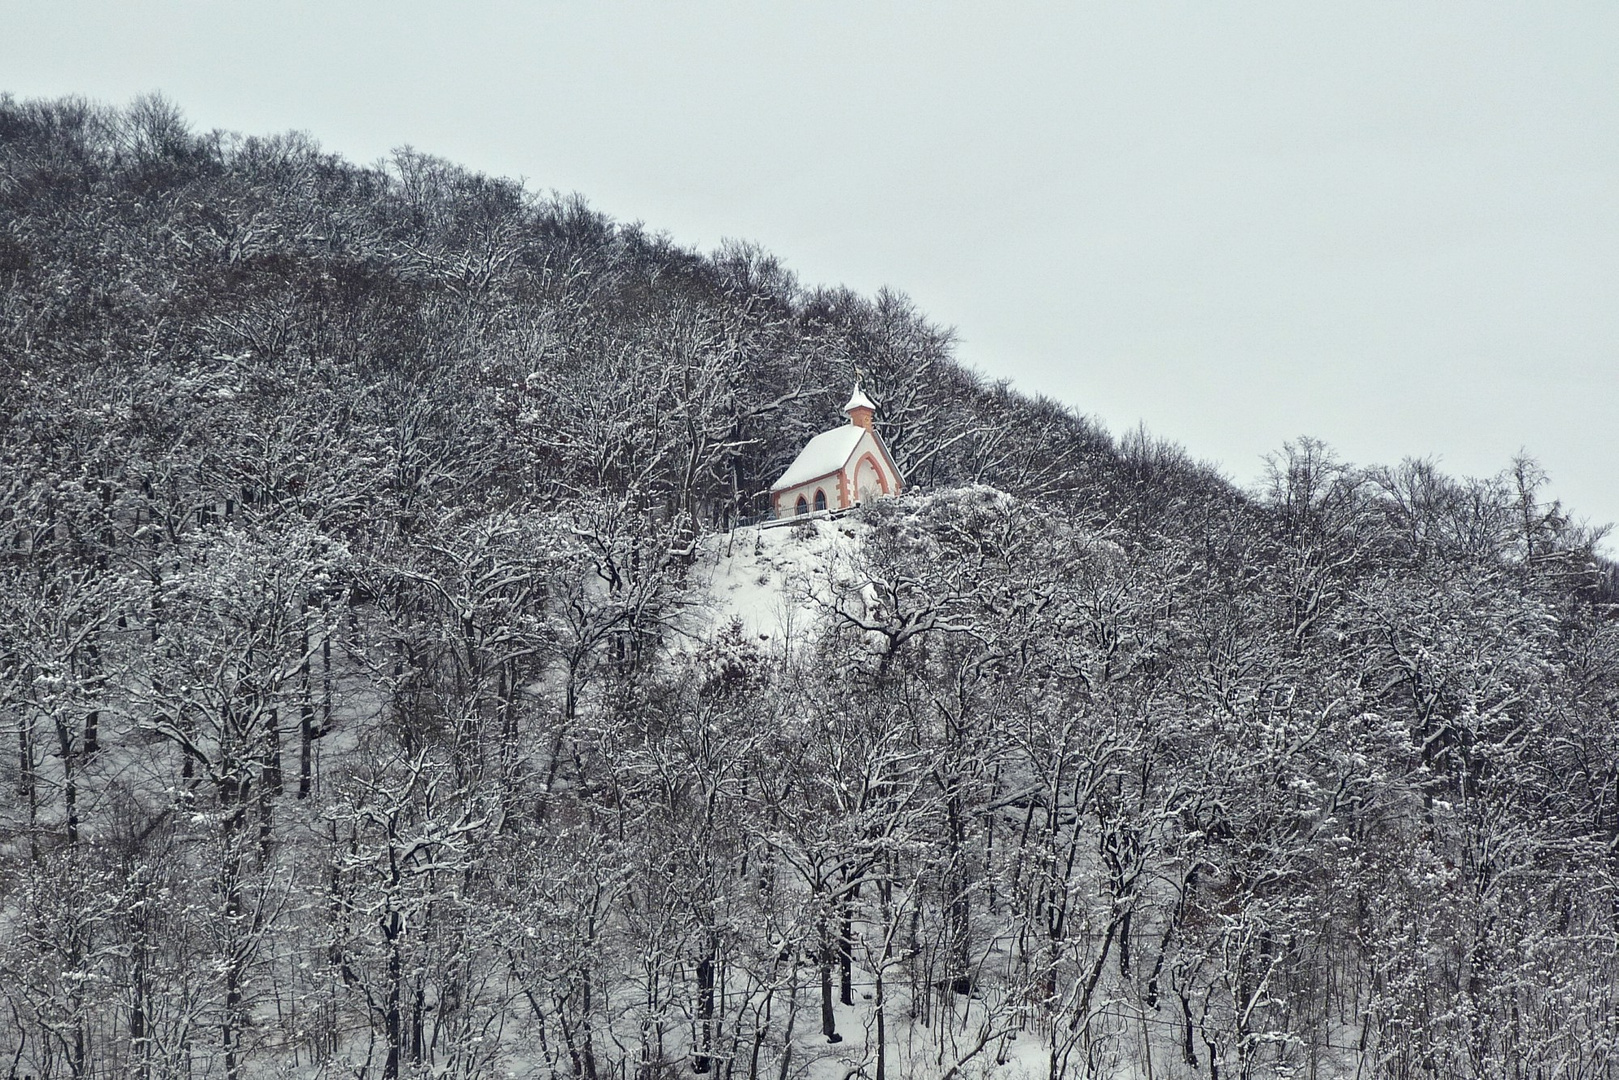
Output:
[[770, 386, 904, 518]]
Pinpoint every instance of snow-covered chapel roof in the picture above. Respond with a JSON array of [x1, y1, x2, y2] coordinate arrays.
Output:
[[770, 426, 866, 492]]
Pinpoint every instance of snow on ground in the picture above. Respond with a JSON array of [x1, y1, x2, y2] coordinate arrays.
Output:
[[678, 509, 1270, 1080], [686, 515, 866, 658]]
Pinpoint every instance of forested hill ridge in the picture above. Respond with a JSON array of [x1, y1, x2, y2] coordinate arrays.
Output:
[[2, 93, 1618, 1080]]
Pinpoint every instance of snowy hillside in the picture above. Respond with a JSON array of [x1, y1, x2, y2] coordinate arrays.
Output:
[[689, 517, 861, 650], [3, 94, 1617, 1080]]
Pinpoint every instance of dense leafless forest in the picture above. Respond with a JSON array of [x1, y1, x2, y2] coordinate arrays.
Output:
[[3, 94, 1618, 1079]]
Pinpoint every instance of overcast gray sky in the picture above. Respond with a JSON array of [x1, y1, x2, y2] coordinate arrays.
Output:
[[5, 2, 1616, 539]]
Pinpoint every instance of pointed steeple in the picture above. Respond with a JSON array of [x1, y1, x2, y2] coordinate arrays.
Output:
[[845, 384, 876, 431]]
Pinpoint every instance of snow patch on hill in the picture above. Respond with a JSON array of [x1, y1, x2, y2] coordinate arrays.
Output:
[[687, 516, 865, 657]]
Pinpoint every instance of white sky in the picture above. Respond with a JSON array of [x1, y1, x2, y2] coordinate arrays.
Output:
[[5, 2, 1616, 540]]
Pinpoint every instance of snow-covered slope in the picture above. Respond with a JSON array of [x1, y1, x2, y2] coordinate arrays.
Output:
[[686, 516, 865, 656]]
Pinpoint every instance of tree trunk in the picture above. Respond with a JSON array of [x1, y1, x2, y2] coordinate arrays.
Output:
[[54, 717, 78, 846], [18, 707, 38, 859], [839, 899, 854, 1006], [695, 947, 717, 1073], [221, 785, 248, 1080], [82, 640, 100, 757], [299, 610, 316, 798], [875, 959, 888, 1080], [819, 919, 841, 1043], [384, 910, 403, 1080]]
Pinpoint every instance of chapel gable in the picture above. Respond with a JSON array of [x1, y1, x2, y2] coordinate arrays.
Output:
[[770, 386, 904, 519]]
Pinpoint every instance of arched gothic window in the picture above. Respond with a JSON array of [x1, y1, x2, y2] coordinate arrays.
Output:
[[813, 489, 828, 512], [856, 454, 886, 502], [795, 495, 809, 516]]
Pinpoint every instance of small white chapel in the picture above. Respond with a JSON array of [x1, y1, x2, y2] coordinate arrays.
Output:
[[770, 386, 904, 518]]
